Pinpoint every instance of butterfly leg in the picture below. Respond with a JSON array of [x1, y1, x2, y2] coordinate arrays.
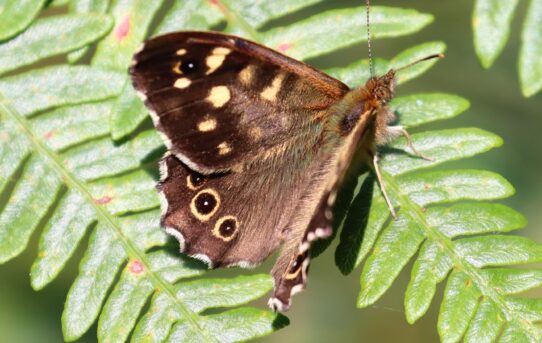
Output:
[[372, 152, 397, 219], [388, 126, 433, 161]]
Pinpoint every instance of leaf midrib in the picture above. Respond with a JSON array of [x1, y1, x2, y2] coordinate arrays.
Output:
[[382, 170, 541, 341], [0, 95, 217, 343]]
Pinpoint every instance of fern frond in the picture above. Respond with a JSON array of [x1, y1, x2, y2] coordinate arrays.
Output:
[[334, 89, 542, 342], [472, 0, 542, 97], [0, 1, 539, 342]]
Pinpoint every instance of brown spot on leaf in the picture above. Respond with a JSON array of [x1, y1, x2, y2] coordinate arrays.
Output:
[[115, 14, 131, 42], [129, 260, 144, 274], [94, 196, 112, 205]]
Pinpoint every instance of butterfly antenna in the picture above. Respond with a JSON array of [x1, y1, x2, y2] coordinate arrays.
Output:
[[395, 53, 445, 72], [365, 0, 375, 78]]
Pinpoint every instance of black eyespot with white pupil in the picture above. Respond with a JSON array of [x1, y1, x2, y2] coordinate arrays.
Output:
[[288, 253, 305, 275], [194, 192, 217, 215], [189, 173, 205, 187], [181, 59, 199, 74], [218, 218, 237, 238]]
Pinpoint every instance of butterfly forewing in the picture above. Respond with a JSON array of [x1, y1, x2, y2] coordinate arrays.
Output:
[[130, 31, 349, 173]]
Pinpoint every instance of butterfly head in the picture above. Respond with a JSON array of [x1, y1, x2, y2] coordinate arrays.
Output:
[[363, 69, 397, 108], [374, 69, 397, 104]]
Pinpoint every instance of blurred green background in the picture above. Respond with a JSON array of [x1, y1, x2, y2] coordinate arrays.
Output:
[[1, 0, 541, 342]]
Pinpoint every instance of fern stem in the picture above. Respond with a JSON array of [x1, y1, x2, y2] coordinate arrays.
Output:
[[0, 95, 217, 343], [382, 170, 541, 341]]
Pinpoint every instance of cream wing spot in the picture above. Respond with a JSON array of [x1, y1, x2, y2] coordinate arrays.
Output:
[[173, 61, 183, 74], [197, 117, 217, 132], [176, 48, 187, 56], [261, 73, 285, 101], [174, 77, 191, 89], [206, 47, 231, 75], [213, 47, 231, 55], [239, 64, 256, 85], [206, 55, 225, 75], [217, 142, 232, 155], [207, 86, 230, 108], [248, 126, 262, 141]]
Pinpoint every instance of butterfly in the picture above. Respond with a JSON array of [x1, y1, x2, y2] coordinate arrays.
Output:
[[129, 27, 440, 312]]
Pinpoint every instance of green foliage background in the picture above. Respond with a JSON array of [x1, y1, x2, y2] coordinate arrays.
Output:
[[0, 0, 541, 342]]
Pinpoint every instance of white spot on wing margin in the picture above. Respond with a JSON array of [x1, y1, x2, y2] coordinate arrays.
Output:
[[158, 191, 168, 217], [165, 226, 185, 252], [227, 260, 258, 269], [173, 151, 209, 174], [191, 253, 213, 269], [268, 297, 289, 312], [158, 155, 169, 181], [268, 248, 312, 313], [135, 90, 147, 102]]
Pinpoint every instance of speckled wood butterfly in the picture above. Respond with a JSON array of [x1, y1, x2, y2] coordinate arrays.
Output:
[[129, 4, 441, 312]]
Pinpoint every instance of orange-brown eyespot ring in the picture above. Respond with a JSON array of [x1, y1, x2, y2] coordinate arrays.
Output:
[[190, 188, 220, 222], [212, 215, 239, 241], [285, 253, 305, 279], [187, 173, 206, 190]]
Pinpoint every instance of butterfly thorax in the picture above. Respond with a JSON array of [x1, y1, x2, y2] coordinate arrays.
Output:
[[331, 69, 397, 147]]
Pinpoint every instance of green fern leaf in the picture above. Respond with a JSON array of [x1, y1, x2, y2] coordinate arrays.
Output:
[[473, 0, 519, 69], [473, 0, 542, 97], [0, 0, 46, 40], [1, 1, 540, 342], [0, 14, 113, 75], [67, 0, 110, 63], [519, 0, 542, 97], [332, 108, 540, 342]]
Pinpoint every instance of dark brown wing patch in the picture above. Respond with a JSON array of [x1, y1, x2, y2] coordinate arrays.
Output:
[[130, 31, 349, 174], [158, 152, 314, 268]]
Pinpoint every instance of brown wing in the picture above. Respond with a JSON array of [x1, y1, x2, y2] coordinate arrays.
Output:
[[134, 31, 373, 311], [130, 31, 349, 174], [158, 149, 326, 268], [269, 105, 374, 312], [158, 107, 374, 312]]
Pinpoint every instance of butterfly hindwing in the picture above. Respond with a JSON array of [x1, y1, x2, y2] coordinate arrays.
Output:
[[158, 148, 331, 268], [130, 31, 349, 173]]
